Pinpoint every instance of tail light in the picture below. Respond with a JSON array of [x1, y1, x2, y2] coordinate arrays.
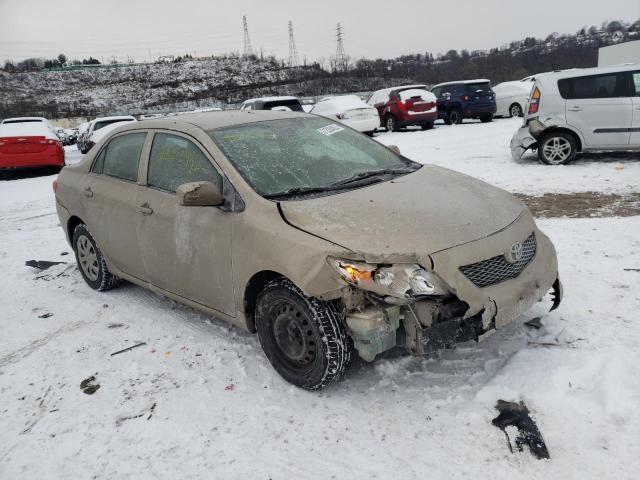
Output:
[[52, 180, 58, 193], [462, 95, 471, 101], [396, 100, 407, 111], [528, 87, 541, 115], [39, 139, 57, 145]]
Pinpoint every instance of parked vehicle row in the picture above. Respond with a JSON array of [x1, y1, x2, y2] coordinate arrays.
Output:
[[511, 63, 640, 164]]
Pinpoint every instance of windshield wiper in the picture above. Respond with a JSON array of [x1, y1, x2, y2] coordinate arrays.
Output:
[[329, 166, 419, 187], [263, 166, 419, 200]]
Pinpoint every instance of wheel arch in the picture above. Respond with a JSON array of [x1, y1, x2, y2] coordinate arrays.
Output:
[[243, 270, 288, 333], [540, 126, 583, 152], [67, 215, 84, 242]]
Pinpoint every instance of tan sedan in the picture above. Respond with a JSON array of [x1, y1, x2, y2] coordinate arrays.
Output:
[[54, 111, 562, 389]]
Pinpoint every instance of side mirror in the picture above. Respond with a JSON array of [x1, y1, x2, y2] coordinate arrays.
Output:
[[387, 145, 401, 155], [177, 181, 223, 207]]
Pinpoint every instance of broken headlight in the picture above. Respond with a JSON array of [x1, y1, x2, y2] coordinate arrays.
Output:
[[328, 257, 449, 299]]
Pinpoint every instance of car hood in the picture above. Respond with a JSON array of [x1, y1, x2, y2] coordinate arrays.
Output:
[[279, 165, 526, 261]]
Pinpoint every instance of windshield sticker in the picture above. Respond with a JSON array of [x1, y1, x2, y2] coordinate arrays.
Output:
[[317, 124, 344, 136]]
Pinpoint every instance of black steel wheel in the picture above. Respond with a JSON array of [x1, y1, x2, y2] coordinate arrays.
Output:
[[448, 108, 462, 125], [255, 277, 352, 390], [72, 224, 120, 291]]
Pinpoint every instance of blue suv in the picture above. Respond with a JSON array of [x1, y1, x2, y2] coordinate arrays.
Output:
[[431, 80, 497, 124]]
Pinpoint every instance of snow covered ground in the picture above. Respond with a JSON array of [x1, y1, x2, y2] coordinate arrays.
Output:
[[1, 120, 639, 479]]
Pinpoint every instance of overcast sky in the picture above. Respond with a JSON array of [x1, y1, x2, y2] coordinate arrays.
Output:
[[1, 0, 638, 63]]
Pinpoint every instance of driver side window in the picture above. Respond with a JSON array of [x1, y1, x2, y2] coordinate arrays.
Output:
[[147, 133, 223, 193]]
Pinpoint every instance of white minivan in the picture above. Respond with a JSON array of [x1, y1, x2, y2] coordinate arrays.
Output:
[[511, 64, 640, 164]]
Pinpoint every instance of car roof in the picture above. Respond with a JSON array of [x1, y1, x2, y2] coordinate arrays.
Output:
[[110, 110, 309, 132], [432, 79, 491, 88], [243, 96, 300, 104], [2, 117, 48, 123], [372, 84, 427, 95], [534, 63, 640, 80], [91, 115, 136, 123]]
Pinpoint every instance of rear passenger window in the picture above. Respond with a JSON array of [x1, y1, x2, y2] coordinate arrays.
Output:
[[102, 133, 146, 182], [147, 133, 222, 193], [558, 73, 630, 99]]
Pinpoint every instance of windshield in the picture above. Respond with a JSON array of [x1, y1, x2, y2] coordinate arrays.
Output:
[[465, 83, 492, 94], [209, 117, 418, 197]]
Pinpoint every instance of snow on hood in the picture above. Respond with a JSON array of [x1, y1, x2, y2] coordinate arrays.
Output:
[[279, 165, 525, 258]]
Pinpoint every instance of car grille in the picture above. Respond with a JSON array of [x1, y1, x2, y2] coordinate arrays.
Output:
[[459, 233, 537, 288]]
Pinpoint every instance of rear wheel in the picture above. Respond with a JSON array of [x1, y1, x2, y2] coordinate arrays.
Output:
[[448, 108, 462, 125], [385, 115, 399, 132], [421, 122, 434, 130], [538, 132, 577, 165], [255, 277, 353, 390], [480, 114, 493, 123], [72, 224, 120, 291], [509, 103, 523, 118]]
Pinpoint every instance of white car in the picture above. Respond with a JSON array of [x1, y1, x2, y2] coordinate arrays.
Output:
[[493, 81, 532, 118], [311, 95, 380, 135], [1, 117, 57, 136], [239, 96, 304, 112], [511, 63, 640, 164], [78, 116, 136, 153]]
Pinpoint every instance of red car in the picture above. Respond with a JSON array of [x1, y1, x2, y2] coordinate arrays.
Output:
[[0, 118, 65, 172], [366, 85, 438, 132]]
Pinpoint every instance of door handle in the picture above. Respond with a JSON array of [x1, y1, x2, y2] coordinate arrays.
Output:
[[83, 187, 93, 198], [136, 204, 153, 215], [568, 106, 583, 112]]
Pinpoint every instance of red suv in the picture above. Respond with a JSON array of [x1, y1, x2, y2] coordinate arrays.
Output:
[[366, 85, 438, 132]]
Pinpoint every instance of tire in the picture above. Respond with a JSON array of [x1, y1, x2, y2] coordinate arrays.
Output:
[[364, 130, 376, 137], [537, 132, 578, 165], [421, 122, 434, 130], [255, 277, 353, 390], [72, 224, 120, 291], [385, 115, 399, 132], [448, 108, 462, 125], [509, 103, 523, 118], [480, 114, 493, 123]]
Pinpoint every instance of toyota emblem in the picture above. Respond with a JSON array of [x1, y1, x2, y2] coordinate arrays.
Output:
[[508, 242, 524, 263]]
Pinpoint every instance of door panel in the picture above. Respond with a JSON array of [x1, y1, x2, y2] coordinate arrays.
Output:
[[84, 175, 146, 279], [566, 98, 632, 147], [136, 131, 235, 316], [83, 132, 148, 279]]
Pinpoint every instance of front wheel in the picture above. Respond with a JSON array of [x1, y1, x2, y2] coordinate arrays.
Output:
[[255, 278, 353, 390], [448, 108, 462, 125], [538, 132, 577, 165], [72, 224, 120, 291]]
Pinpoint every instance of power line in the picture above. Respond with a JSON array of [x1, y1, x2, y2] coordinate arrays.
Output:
[[288, 20, 299, 67], [242, 15, 254, 57]]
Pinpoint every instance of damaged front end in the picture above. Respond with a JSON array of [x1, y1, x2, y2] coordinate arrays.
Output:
[[330, 216, 562, 362]]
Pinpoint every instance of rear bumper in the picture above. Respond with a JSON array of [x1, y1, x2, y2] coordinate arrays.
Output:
[[399, 111, 437, 126], [0, 152, 65, 169], [510, 125, 538, 160], [342, 116, 380, 133], [463, 104, 497, 117]]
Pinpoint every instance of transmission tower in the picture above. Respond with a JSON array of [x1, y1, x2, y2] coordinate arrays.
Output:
[[288, 21, 299, 67], [335, 23, 347, 71], [243, 15, 254, 57]]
